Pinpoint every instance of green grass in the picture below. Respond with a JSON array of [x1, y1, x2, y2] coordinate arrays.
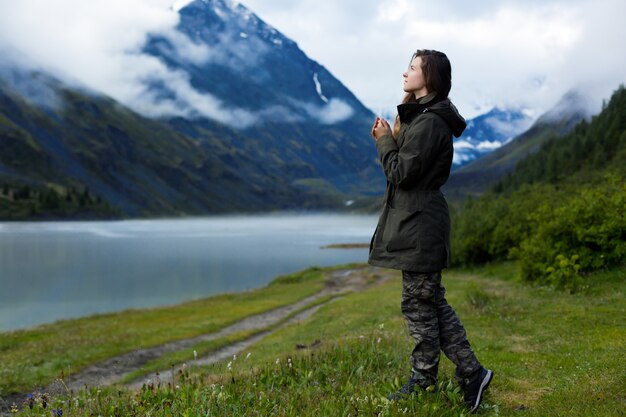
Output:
[[8, 262, 624, 416], [117, 293, 338, 384], [0, 266, 328, 396]]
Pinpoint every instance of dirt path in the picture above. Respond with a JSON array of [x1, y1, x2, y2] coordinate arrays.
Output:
[[126, 298, 330, 390], [39, 266, 390, 396]]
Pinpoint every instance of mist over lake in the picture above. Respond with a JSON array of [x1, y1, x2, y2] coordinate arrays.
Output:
[[0, 213, 378, 332]]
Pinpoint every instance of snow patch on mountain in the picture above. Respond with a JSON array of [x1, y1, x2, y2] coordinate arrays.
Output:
[[454, 140, 474, 149], [452, 107, 534, 169], [476, 140, 505, 150], [313, 72, 329, 103]]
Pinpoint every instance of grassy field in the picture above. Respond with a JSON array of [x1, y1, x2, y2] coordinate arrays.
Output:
[[0, 266, 330, 396], [4, 262, 625, 416]]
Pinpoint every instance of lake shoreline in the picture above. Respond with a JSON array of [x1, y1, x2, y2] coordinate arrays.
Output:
[[3, 263, 624, 416], [0, 262, 372, 399], [0, 214, 377, 332], [0, 207, 380, 223]]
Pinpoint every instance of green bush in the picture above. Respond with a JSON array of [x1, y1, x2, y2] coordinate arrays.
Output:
[[451, 85, 626, 292], [546, 254, 583, 293], [514, 173, 626, 289], [452, 171, 625, 291]]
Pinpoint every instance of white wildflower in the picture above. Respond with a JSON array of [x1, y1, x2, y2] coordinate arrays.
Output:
[[379, 323, 385, 329], [233, 354, 237, 361], [193, 350, 198, 361], [227, 361, 232, 370], [276, 358, 280, 365], [246, 352, 251, 360]]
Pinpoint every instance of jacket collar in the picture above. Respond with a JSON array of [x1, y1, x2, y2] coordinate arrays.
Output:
[[397, 92, 440, 124]]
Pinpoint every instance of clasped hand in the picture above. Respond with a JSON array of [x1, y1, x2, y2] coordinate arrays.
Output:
[[371, 117, 392, 140]]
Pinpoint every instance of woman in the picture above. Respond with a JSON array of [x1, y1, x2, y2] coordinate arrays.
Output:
[[368, 49, 493, 413]]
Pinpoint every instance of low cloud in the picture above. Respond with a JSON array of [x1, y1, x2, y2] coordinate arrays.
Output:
[[0, 0, 261, 127], [303, 98, 354, 124], [485, 114, 534, 138], [2, 0, 623, 126], [127, 60, 258, 126], [0, 50, 63, 111], [155, 29, 213, 65]]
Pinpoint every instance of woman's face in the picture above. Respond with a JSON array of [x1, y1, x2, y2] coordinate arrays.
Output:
[[403, 56, 429, 98]]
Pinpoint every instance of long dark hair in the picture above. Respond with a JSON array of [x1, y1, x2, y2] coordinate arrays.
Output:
[[393, 49, 452, 137], [401, 49, 452, 104]]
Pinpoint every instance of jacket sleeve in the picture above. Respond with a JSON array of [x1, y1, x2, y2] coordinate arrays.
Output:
[[375, 115, 442, 189]]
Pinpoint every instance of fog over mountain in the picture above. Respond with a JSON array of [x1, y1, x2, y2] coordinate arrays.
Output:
[[0, 0, 385, 219], [3, 0, 624, 124]]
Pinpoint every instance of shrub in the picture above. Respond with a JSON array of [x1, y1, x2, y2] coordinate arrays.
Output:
[[515, 173, 626, 289], [453, 172, 625, 292]]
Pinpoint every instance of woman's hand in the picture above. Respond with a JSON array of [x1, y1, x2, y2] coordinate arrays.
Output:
[[371, 117, 392, 141]]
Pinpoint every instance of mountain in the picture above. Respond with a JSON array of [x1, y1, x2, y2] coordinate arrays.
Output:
[[443, 90, 592, 201], [452, 107, 533, 170], [144, 0, 381, 196], [0, 0, 384, 219], [450, 85, 625, 281], [493, 85, 626, 192], [0, 67, 293, 218]]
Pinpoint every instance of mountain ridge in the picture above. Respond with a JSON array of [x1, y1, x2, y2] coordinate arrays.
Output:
[[0, 0, 384, 219], [452, 106, 533, 169], [444, 89, 592, 201]]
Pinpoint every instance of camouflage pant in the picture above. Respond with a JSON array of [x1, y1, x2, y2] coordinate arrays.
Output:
[[401, 270, 481, 387]]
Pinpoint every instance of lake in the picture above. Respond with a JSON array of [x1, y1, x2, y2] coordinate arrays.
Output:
[[0, 213, 378, 332]]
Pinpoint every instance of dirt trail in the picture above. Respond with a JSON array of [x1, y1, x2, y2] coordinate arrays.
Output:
[[38, 266, 390, 396]]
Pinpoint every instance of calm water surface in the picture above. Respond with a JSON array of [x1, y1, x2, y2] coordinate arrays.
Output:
[[0, 213, 378, 332]]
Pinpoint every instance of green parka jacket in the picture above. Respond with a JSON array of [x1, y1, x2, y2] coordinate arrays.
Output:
[[368, 93, 466, 272]]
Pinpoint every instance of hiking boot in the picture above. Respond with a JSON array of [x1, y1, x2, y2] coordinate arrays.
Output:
[[462, 366, 494, 413], [387, 369, 434, 401]]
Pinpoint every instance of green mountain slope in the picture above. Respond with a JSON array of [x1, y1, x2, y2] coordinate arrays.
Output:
[[451, 85, 626, 290], [444, 91, 589, 200], [495, 86, 626, 191], [0, 69, 377, 220]]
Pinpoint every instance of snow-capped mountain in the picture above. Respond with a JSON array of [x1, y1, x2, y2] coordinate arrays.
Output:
[[452, 107, 534, 170], [142, 0, 382, 198], [444, 89, 592, 200], [142, 0, 372, 126], [0, 0, 385, 219]]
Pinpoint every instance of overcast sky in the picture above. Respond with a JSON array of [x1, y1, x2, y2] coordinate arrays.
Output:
[[242, 0, 625, 118], [0, 0, 624, 120]]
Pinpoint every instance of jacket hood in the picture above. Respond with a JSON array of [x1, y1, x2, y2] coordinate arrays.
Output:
[[397, 94, 467, 138]]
